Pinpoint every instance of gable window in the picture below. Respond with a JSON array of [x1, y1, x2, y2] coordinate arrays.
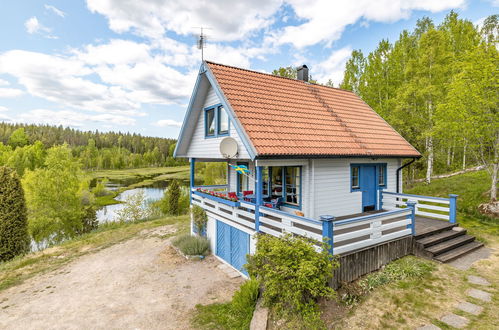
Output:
[[351, 166, 360, 189], [218, 106, 229, 135], [205, 108, 215, 137], [378, 165, 386, 186], [204, 104, 229, 138]]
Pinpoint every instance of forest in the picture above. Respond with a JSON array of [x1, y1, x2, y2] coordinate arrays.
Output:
[[338, 12, 498, 201], [0, 123, 186, 175]]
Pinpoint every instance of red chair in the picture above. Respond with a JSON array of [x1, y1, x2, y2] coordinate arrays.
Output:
[[228, 192, 237, 200], [243, 190, 253, 196], [264, 203, 273, 208]]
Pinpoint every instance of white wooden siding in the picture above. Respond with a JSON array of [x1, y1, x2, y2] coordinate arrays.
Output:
[[312, 158, 399, 219], [185, 85, 251, 159]]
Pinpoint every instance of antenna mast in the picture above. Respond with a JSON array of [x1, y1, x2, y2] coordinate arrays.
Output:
[[194, 27, 211, 62]]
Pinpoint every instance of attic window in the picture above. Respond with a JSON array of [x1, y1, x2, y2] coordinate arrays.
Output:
[[218, 106, 229, 135], [205, 108, 215, 137]]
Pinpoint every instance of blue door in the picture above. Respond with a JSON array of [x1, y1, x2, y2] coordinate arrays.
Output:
[[216, 220, 249, 275], [360, 165, 376, 211]]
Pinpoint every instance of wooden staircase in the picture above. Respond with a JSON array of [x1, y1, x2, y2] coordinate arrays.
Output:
[[415, 224, 484, 263]]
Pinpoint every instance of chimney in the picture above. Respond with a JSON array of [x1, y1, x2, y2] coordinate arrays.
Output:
[[297, 65, 309, 82]]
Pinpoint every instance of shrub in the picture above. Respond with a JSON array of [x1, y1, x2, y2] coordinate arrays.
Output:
[[92, 179, 111, 197], [192, 279, 260, 329], [246, 234, 338, 324], [191, 205, 208, 235], [156, 181, 189, 216], [173, 234, 210, 256], [0, 166, 30, 261], [115, 190, 151, 223]]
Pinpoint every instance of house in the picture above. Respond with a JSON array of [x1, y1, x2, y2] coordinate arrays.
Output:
[[175, 61, 480, 278]]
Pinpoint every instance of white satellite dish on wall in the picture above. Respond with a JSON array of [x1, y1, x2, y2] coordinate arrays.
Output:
[[220, 137, 238, 158]]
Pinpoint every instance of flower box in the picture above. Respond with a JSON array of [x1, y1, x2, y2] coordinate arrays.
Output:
[[193, 190, 241, 207]]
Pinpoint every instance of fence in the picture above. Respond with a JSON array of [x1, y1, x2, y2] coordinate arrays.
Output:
[[381, 191, 457, 223]]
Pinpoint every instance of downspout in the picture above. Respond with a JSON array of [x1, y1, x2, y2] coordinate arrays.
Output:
[[396, 158, 416, 193]]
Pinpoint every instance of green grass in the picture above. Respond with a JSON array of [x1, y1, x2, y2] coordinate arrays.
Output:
[[0, 214, 189, 292], [87, 166, 190, 181], [192, 279, 260, 330], [405, 170, 498, 240]]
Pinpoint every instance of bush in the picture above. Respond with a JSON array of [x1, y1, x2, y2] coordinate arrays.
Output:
[[191, 205, 208, 235], [192, 279, 260, 329], [0, 166, 30, 261], [92, 179, 112, 197], [156, 181, 189, 216], [115, 190, 151, 223], [173, 234, 210, 256], [246, 234, 338, 325]]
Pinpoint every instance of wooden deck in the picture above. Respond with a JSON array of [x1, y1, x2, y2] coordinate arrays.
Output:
[[414, 216, 455, 237]]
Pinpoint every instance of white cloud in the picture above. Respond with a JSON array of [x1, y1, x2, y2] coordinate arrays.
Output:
[[155, 119, 182, 127], [0, 79, 9, 87], [0, 87, 24, 98], [0, 107, 12, 122], [0, 50, 141, 114], [270, 0, 466, 48], [17, 109, 135, 127], [24, 16, 58, 39], [313, 46, 352, 85], [86, 0, 282, 41], [0, 106, 8, 112], [44, 4, 66, 18]]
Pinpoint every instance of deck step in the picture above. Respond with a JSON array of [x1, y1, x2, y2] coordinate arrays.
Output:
[[426, 235, 476, 257], [434, 241, 484, 263], [414, 223, 456, 240], [416, 229, 466, 248]]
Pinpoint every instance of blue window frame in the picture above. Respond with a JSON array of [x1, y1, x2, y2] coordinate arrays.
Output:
[[267, 166, 302, 209], [351, 165, 360, 190], [204, 104, 230, 138]]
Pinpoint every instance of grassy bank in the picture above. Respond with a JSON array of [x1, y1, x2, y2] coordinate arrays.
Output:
[[87, 166, 190, 206], [0, 215, 190, 292], [405, 170, 498, 241]]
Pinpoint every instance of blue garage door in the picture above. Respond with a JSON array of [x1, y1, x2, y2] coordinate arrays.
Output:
[[216, 221, 249, 275]]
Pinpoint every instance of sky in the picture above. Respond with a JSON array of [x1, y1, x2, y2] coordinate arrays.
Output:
[[0, 1, 496, 139]]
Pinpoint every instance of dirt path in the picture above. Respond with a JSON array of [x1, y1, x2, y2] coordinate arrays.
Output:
[[0, 226, 244, 330]]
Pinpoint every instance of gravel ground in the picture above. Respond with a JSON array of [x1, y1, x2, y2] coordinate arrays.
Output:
[[0, 225, 243, 330]]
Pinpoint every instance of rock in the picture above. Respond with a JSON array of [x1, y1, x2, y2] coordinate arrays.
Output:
[[456, 301, 483, 316], [478, 201, 499, 218], [467, 275, 491, 286], [467, 288, 492, 302], [250, 298, 268, 330], [440, 313, 469, 329]]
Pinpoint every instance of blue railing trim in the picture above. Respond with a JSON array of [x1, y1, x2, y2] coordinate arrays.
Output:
[[259, 205, 322, 225], [192, 190, 240, 207], [382, 191, 450, 202], [333, 208, 411, 226], [192, 185, 228, 189]]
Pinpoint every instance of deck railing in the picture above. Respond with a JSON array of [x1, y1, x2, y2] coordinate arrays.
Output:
[[326, 206, 414, 255], [191, 190, 417, 256], [381, 191, 458, 223]]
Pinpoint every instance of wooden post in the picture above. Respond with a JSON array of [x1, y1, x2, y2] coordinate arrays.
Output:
[[449, 194, 458, 224], [406, 201, 416, 235], [320, 215, 335, 254], [255, 166, 263, 232]]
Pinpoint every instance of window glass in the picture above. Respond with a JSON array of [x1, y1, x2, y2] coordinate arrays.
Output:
[[352, 166, 359, 189], [270, 166, 283, 198], [378, 166, 386, 186], [206, 108, 215, 136], [262, 167, 269, 196], [285, 166, 301, 206], [218, 106, 229, 134], [237, 162, 249, 194]]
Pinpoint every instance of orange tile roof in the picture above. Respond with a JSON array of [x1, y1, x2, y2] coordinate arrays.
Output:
[[206, 61, 421, 158]]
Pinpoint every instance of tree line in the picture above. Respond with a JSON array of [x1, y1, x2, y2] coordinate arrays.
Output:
[[338, 12, 498, 201], [0, 123, 186, 175]]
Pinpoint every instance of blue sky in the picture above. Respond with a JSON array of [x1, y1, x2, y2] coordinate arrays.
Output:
[[0, 0, 496, 138]]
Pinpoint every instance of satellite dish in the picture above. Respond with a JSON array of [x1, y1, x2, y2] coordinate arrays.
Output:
[[220, 137, 238, 158]]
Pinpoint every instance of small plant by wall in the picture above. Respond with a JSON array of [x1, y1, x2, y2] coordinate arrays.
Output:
[[173, 234, 210, 256], [191, 205, 208, 236], [246, 234, 338, 326]]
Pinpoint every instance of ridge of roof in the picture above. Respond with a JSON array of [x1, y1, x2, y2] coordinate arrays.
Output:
[[204, 60, 355, 94]]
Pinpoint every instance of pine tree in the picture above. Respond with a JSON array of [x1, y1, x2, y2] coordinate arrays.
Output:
[[0, 166, 30, 261]]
